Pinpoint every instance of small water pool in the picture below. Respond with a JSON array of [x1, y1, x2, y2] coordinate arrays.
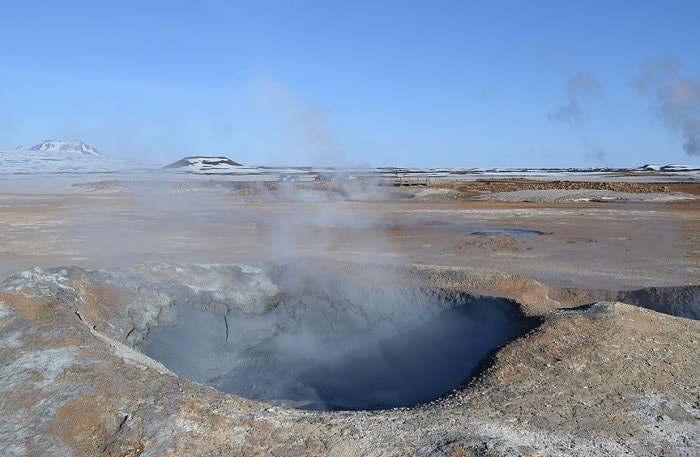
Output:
[[470, 228, 550, 237]]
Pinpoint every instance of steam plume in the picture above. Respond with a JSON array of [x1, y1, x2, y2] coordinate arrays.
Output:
[[548, 71, 609, 164], [292, 104, 345, 166], [548, 71, 602, 123], [632, 57, 700, 156], [253, 80, 346, 166]]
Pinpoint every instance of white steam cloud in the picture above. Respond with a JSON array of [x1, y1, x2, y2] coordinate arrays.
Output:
[[632, 57, 700, 156], [548, 72, 603, 123], [548, 71, 609, 165], [252, 80, 347, 166]]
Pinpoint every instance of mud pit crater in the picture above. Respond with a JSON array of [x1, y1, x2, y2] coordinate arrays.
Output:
[[124, 260, 540, 411], [2, 256, 699, 455]]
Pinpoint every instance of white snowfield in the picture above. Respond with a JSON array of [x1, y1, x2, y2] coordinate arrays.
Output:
[[0, 148, 160, 175], [0, 141, 699, 185]]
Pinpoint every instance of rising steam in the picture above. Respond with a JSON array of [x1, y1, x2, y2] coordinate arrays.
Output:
[[632, 56, 700, 156], [548, 71, 603, 124], [548, 71, 609, 164], [252, 80, 347, 166]]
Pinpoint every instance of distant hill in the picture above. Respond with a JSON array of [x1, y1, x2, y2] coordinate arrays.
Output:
[[165, 156, 243, 170], [29, 140, 104, 157], [638, 164, 700, 172]]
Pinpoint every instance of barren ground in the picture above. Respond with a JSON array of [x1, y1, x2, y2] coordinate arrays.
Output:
[[0, 174, 698, 456], [1, 178, 698, 289]]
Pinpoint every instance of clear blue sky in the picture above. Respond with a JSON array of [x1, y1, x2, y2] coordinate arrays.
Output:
[[1, 0, 699, 167]]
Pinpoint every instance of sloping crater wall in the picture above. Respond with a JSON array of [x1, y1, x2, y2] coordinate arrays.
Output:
[[135, 259, 540, 410]]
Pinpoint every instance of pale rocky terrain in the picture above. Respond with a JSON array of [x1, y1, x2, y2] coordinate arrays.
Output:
[[0, 171, 698, 456]]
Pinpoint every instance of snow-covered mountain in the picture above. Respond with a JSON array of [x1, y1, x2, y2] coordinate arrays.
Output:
[[28, 140, 104, 157], [0, 141, 163, 174]]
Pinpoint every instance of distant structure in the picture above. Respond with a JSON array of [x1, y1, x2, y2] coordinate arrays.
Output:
[[29, 140, 103, 157]]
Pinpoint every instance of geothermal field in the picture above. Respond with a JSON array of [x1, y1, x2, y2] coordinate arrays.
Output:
[[0, 150, 698, 456]]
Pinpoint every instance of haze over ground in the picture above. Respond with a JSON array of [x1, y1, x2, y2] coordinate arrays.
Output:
[[1, 1, 699, 168]]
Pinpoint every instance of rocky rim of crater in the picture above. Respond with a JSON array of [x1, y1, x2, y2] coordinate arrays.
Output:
[[0, 260, 698, 457]]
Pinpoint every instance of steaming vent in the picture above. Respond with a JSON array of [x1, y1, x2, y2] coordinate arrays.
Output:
[[136, 260, 539, 411]]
